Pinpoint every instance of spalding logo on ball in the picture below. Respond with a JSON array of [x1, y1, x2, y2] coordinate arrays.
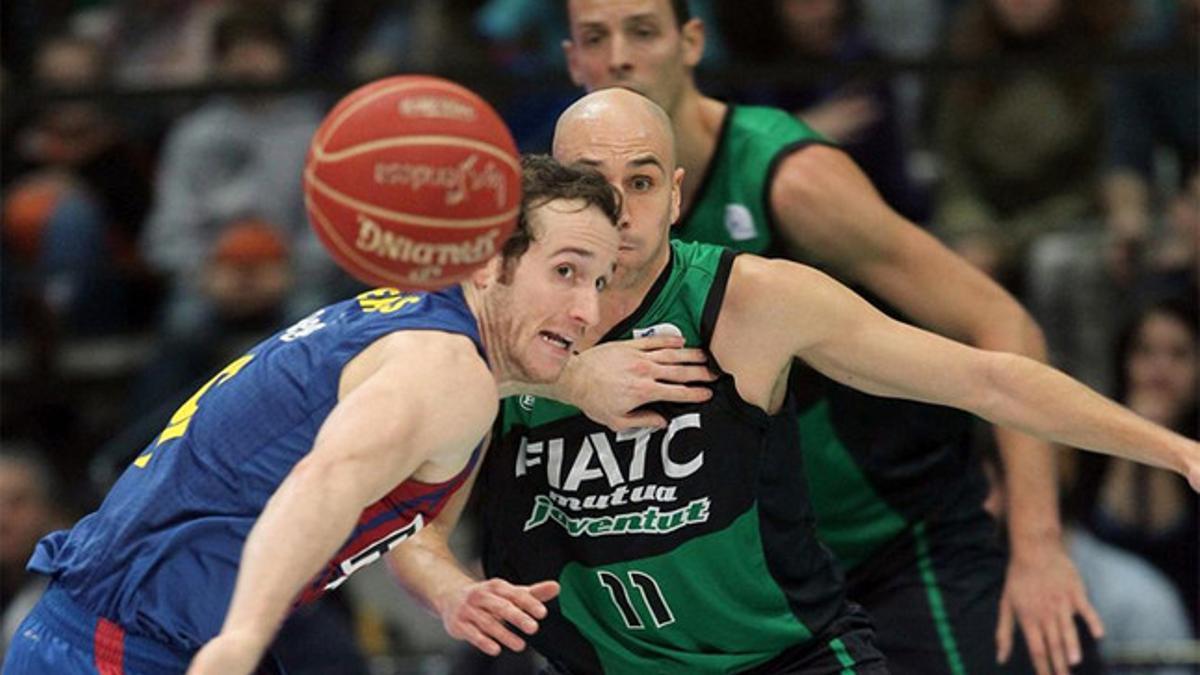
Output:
[[304, 75, 520, 289]]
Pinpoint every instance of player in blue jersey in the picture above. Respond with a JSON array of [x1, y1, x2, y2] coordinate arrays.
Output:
[[1, 156, 625, 675]]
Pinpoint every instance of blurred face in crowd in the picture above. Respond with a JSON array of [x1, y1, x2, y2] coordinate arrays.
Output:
[[564, 0, 704, 114], [988, 0, 1064, 37], [218, 37, 289, 84], [1125, 310, 1198, 418], [0, 456, 55, 574], [553, 89, 683, 290], [777, 0, 845, 55], [34, 38, 104, 89]]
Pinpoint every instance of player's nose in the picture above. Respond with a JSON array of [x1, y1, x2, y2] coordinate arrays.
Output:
[[570, 284, 602, 330], [607, 35, 633, 76]]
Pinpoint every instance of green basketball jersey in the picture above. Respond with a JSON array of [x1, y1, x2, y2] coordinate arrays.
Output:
[[675, 105, 985, 571], [674, 105, 828, 256], [478, 240, 847, 674]]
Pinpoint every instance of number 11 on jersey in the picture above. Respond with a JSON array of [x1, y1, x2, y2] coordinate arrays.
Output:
[[597, 570, 675, 629]]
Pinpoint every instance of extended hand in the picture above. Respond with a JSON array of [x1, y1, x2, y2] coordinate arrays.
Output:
[[442, 578, 560, 656], [996, 538, 1103, 675], [187, 631, 270, 675], [568, 335, 716, 431]]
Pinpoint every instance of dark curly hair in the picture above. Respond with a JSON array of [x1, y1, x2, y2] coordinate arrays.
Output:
[[499, 154, 622, 271]]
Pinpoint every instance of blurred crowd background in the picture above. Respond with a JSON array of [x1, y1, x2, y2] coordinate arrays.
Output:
[[0, 0, 1196, 673]]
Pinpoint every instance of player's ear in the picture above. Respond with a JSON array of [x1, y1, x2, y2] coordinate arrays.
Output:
[[669, 167, 685, 225], [563, 39, 586, 87], [680, 18, 704, 69], [473, 254, 503, 288]]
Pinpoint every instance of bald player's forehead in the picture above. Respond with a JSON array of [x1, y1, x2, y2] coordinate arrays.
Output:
[[553, 88, 676, 165]]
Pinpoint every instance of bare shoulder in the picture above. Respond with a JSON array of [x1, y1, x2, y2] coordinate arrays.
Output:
[[725, 254, 829, 313], [344, 330, 498, 429]]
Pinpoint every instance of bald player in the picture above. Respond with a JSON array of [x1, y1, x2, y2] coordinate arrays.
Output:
[[387, 89, 1200, 675]]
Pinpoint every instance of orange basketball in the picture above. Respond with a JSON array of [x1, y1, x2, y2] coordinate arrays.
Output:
[[304, 75, 520, 289]]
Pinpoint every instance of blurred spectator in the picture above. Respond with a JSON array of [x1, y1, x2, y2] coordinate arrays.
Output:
[[1067, 529, 1194, 675], [305, 0, 476, 80], [1, 33, 156, 338], [1073, 299, 1199, 629], [932, 0, 1125, 284], [1101, 0, 1198, 284], [0, 448, 65, 662], [106, 0, 224, 88], [136, 6, 347, 417], [718, 0, 929, 222]]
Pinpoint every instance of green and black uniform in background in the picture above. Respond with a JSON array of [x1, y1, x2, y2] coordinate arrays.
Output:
[[479, 241, 885, 674], [674, 104, 1098, 675]]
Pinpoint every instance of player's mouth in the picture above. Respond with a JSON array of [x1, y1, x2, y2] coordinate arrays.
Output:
[[539, 330, 574, 353]]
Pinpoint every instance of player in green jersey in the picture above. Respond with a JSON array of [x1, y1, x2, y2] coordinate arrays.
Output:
[[386, 88, 1200, 674], [555, 2, 1112, 674]]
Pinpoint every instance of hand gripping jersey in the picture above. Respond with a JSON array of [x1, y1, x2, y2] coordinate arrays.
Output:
[[27, 286, 485, 651], [673, 104, 986, 571], [478, 241, 847, 674]]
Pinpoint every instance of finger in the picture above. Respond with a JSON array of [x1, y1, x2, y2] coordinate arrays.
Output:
[[995, 600, 1014, 663], [475, 612, 528, 652], [1020, 617, 1055, 675], [1040, 617, 1070, 675], [614, 413, 667, 431], [496, 584, 553, 621], [1060, 608, 1082, 666], [1074, 594, 1105, 639], [647, 382, 714, 405], [646, 348, 709, 365], [482, 594, 540, 635], [459, 622, 502, 656], [529, 580, 561, 603], [653, 364, 718, 384], [626, 335, 685, 351]]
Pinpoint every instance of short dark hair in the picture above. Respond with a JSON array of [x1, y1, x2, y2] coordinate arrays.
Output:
[[564, 0, 692, 30], [669, 0, 693, 26], [212, 7, 291, 60], [500, 154, 621, 266]]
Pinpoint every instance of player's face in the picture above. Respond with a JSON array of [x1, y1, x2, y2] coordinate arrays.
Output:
[[553, 109, 682, 287], [564, 0, 702, 112], [497, 200, 619, 382]]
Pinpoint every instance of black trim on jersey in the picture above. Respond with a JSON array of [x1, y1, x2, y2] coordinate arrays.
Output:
[[599, 246, 675, 343], [700, 248, 738, 349], [676, 104, 734, 232], [762, 139, 840, 260]]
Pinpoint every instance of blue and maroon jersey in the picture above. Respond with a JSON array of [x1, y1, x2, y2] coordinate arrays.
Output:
[[28, 286, 485, 652]]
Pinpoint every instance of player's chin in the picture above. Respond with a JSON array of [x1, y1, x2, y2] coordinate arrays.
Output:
[[523, 341, 572, 383]]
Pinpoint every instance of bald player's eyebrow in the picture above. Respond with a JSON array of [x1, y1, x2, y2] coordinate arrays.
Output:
[[628, 155, 666, 173], [553, 246, 597, 259]]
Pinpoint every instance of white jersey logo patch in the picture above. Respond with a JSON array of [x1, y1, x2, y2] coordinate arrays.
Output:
[[724, 203, 757, 242], [632, 323, 683, 339]]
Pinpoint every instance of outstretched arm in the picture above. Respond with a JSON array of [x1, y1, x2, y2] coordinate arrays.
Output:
[[187, 332, 496, 675], [772, 146, 1102, 674], [720, 256, 1199, 485]]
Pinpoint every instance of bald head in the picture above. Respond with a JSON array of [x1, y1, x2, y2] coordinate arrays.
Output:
[[553, 88, 676, 168]]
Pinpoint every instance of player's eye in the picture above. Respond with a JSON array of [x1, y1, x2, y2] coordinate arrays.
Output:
[[630, 176, 653, 191], [595, 276, 608, 292], [556, 264, 574, 279]]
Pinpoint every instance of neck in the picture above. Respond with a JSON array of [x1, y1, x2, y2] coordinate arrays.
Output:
[[671, 90, 726, 213], [461, 281, 522, 397]]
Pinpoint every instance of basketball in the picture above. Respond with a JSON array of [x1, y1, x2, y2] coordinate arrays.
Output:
[[304, 75, 520, 289]]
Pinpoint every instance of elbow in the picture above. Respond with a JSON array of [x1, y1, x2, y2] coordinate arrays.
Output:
[[974, 351, 1022, 423]]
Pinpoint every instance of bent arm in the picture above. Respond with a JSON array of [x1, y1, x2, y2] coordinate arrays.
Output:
[[206, 334, 496, 664]]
